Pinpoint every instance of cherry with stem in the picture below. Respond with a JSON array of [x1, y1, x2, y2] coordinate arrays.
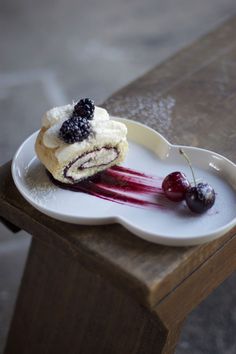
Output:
[[179, 148, 216, 214]]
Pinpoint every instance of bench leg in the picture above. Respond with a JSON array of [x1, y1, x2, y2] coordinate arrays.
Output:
[[4, 238, 183, 354]]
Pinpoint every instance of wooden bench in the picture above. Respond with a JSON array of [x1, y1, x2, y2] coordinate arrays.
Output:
[[1, 16, 236, 354]]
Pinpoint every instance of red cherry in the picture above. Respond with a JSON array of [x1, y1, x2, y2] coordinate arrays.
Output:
[[162, 171, 190, 202]]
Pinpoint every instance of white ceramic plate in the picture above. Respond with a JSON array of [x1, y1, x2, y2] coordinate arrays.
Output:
[[12, 118, 236, 246]]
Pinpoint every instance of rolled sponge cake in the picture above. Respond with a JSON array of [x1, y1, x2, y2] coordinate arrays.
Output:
[[35, 104, 128, 183]]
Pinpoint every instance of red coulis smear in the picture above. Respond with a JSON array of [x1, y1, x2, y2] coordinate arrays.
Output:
[[49, 166, 167, 209]]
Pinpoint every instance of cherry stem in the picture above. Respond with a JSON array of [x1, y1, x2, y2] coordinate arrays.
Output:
[[179, 148, 197, 187]]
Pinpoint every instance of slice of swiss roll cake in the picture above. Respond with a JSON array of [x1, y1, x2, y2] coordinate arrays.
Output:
[[35, 98, 128, 183]]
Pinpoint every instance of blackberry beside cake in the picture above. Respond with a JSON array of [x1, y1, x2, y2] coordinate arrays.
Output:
[[35, 98, 128, 183]]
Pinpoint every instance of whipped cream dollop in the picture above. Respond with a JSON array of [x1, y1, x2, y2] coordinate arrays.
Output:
[[41, 104, 127, 163]]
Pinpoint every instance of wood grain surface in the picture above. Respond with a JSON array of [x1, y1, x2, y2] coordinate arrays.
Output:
[[1, 16, 236, 313]]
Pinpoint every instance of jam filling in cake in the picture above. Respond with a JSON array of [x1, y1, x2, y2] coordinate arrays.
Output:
[[64, 147, 118, 182]]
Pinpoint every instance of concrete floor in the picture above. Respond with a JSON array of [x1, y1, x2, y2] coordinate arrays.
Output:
[[1, 0, 236, 353]]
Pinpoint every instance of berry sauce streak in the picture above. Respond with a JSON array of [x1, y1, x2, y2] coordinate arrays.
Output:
[[49, 166, 166, 209]]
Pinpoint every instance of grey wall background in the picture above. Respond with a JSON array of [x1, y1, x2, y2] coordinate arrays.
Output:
[[0, 0, 236, 353]]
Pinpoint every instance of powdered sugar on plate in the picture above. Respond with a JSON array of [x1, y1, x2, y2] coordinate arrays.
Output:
[[24, 160, 57, 206]]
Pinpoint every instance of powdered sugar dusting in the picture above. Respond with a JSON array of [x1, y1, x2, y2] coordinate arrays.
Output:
[[106, 94, 175, 134], [24, 161, 57, 206]]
